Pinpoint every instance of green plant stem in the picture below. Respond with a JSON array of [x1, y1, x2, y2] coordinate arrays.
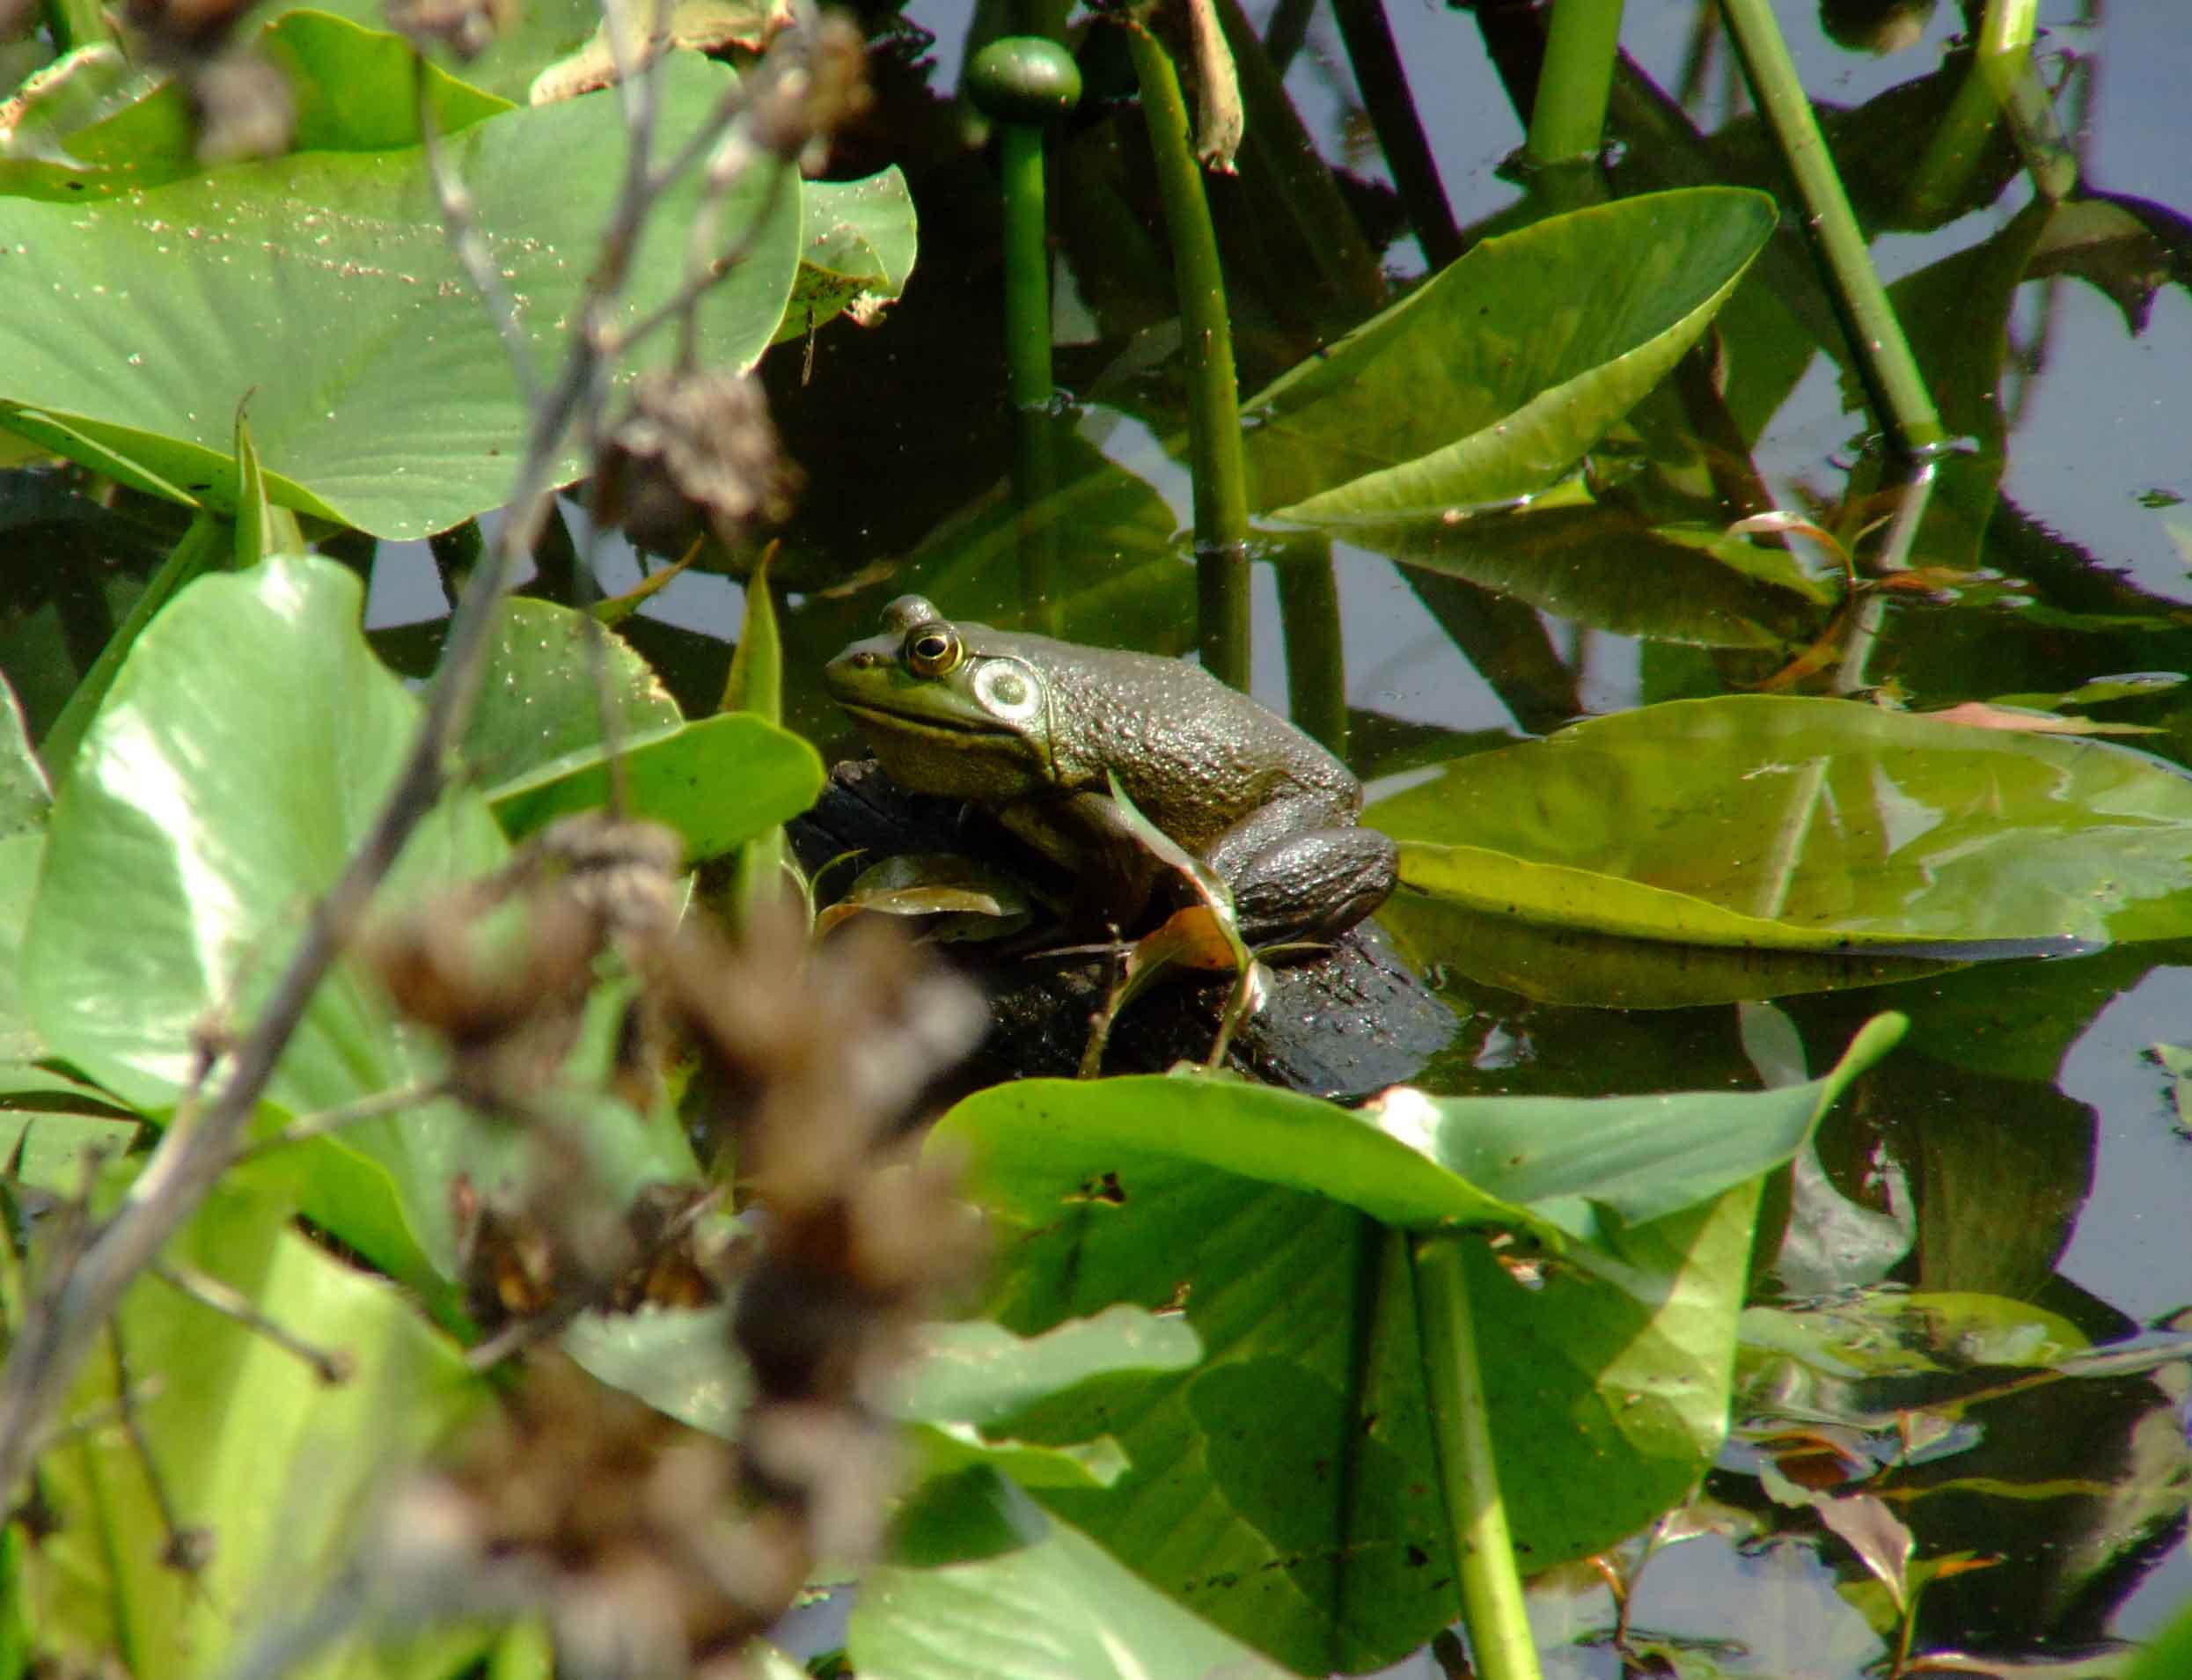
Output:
[[997, 123, 1054, 414], [1275, 544, 1346, 755], [1526, 0, 1624, 166], [1330, 0, 1462, 269], [40, 0, 111, 52], [1124, 21, 1251, 688], [996, 120, 1063, 627], [1411, 1234, 1543, 1680], [1716, 0, 1945, 455]]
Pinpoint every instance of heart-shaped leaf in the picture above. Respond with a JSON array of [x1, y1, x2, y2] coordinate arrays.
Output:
[[0, 49, 803, 537]]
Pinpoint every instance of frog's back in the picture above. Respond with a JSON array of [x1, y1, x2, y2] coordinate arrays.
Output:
[[1010, 634, 1361, 848]]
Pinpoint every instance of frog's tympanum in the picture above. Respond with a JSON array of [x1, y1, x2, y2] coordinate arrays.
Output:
[[825, 596, 1397, 945]]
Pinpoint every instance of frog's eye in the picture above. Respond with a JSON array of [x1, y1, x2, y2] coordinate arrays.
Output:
[[905, 623, 964, 677]]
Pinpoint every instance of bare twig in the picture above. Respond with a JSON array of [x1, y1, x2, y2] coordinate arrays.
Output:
[[230, 1081, 447, 1164], [151, 1263, 355, 1385]]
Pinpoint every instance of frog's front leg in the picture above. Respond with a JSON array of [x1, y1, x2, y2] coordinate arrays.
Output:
[[999, 790, 1167, 935], [1204, 797, 1397, 945]]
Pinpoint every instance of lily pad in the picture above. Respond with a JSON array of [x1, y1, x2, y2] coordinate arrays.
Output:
[[0, 49, 803, 538], [1368, 694, 2192, 964], [1243, 188, 1778, 523]]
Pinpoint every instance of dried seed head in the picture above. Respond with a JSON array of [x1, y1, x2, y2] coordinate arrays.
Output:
[[747, 11, 874, 169], [186, 52, 296, 164], [598, 368, 802, 552], [384, 0, 513, 59]]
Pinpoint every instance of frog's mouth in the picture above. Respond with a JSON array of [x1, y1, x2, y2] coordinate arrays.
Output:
[[837, 702, 1021, 740]]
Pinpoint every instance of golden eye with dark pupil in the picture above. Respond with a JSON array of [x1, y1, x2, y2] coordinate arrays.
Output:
[[905, 625, 963, 677]]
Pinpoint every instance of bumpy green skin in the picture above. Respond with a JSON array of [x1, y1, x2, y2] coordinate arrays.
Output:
[[825, 595, 1397, 943]]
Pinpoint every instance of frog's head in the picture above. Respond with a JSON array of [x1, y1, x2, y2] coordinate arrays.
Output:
[[825, 595, 1059, 799]]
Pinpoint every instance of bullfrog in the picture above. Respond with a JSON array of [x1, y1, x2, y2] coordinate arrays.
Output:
[[825, 596, 1397, 945]]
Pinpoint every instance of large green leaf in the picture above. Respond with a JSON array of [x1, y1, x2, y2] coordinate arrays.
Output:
[[24, 1163, 487, 1679], [463, 596, 682, 789], [0, 13, 510, 202], [1242, 188, 1778, 523], [929, 1019, 1900, 1672], [21, 556, 512, 1281], [0, 50, 803, 538], [485, 713, 825, 862], [1367, 696, 2192, 1012]]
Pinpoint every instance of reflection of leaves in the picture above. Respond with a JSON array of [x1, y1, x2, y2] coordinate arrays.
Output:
[[2027, 191, 2192, 336], [1364, 502, 1825, 649]]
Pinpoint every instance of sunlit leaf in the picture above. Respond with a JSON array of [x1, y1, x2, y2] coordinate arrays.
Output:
[[0, 50, 803, 538], [23, 1163, 488, 1679], [1367, 697, 2192, 1004], [485, 711, 825, 862], [18, 556, 699, 1284], [852, 1474, 1293, 1680], [463, 596, 681, 791], [1246, 188, 1778, 523], [0, 13, 510, 202], [931, 1020, 1897, 1670]]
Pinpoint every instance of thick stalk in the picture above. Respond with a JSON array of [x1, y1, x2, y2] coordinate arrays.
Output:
[[1411, 1235, 1542, 1680], [1526, 0, 1624, 166], [39, 0, 110, 52], [997, 121, 1062, 627], [997, 123, 1054, 414], [1274, 544, 1345, 756], [1124, 22, 1250, 688], [1716, 0, 1945, 455]]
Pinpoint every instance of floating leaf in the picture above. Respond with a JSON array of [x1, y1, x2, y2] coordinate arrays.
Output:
[[1367, 696, 2192, 1009], [852, 1477, 1293, 1680], [0, 50, 803, 537]]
